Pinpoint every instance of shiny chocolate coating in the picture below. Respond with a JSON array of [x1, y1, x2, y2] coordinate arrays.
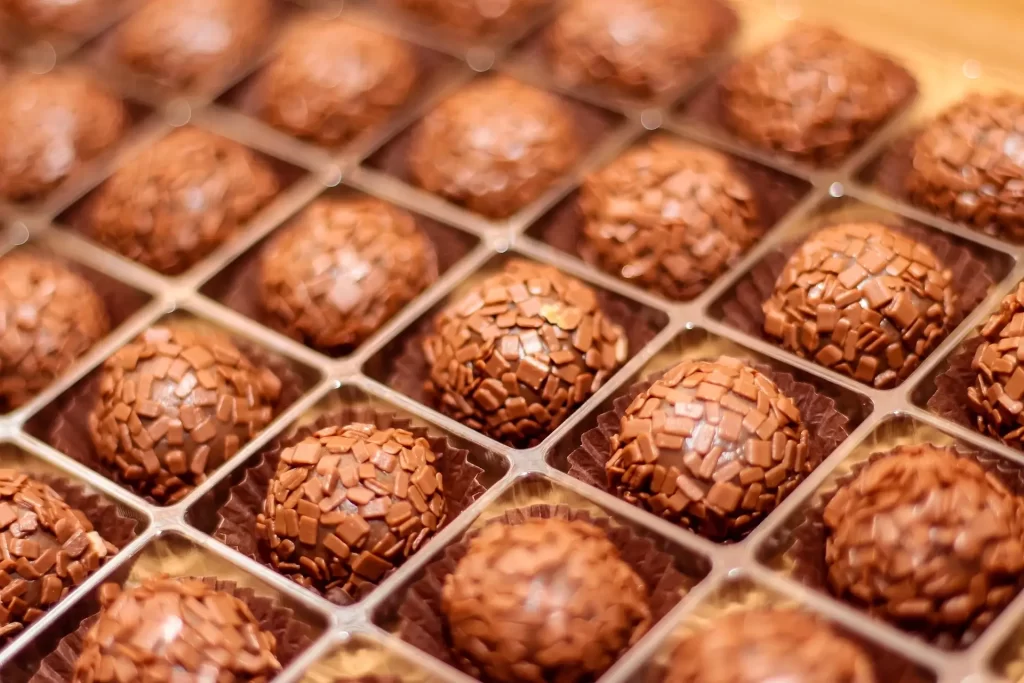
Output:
[[2, 0, 117, 34], [390, 0, 549, 37], [968, 282, 1024, 446]]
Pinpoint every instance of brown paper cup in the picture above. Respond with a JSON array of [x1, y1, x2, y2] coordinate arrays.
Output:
[[868, 133, 917, 202], [927, 336, 984, 434]]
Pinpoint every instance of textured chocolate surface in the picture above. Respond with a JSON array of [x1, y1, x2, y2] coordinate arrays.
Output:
[[442, 517, 651, 683], [259, 197, 438, 351], [87, 127, 279, 275], [967, 282, 1024, 446], [2, 0, 115, 34], [87, 323, 282, 504], [408, 76, 580, 219], [423, 259, 627, 447], [580, 137, 761, 301], [390, 0, 549, 37], [762, 222, 958, 388], [0, 252, 110, 410]]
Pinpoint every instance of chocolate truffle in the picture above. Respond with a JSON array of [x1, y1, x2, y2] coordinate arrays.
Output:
[[87, 323, 282, 504], [442, 518, 651, 683], [423, 259, 627, 448], [72, 577, 281, 683], [824, 445, 1024, 646], [257, 423, 445, 597], [254, 19, 417, 146], [391, 0, 549, 37], [2, 0, 116, 35], [967, 282, 1024, 446], [721, 26, 911, 166], [0, 252, 110, 409], [579, 137, 761, 300], [906, 92, 1024, 241], [408, 77, 581, 219], [0, 471, 118, 643], [664, 609, 876, 683], [259, 197, 438, 351], [0, 69, 126, 202], [88, 127, 279, 275], [762, 222, 958, 388]]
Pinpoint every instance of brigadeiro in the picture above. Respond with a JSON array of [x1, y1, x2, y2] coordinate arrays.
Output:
[[259, 197, 438, 352], [86, 127, 279, 275], [579, 136, 761, 301], [2, 0, 117, 35], [87, 322, 283, 504], [422, 259, 627, 448], [390, 0, 549, 38], [967, 282, 1024, 447], [408, 76, 581, 219], [762, 222, 958, 388], [442, 517, 651, 683]]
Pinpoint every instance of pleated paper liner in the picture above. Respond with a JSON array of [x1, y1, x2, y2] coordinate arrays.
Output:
[[213, 405, 486, 606], [926, 336, 985, 435]]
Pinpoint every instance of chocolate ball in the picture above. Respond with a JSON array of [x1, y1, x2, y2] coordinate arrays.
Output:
[[0, 252, 110, 409], [967, 282, 1024, 446], [762, 222, 958, 388], [0, 69, 126, 202], [87, 323, 282, 504], [442, 517, 651, 683], [2, 0, 117, 34], [423, 259, 627, 448], [664, 609, 876, 683], [906, 92, 1024, 241], [72, 577, 281, 683], [257, 423, 445, 597], [824, 445, 1024, 646], [579, 137, 761, 300], [259, 197, 438, 351], [391, 0, 549, 37], [408, 77, 581, 219], [0, 471, 118, 643], [721, 26, 911, 166], [88, 127, 279, 275]]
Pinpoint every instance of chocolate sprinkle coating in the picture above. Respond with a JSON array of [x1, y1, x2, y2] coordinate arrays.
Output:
[[824, 445, 1024, 647], [256, 423, 445, 597], [423, 259, 627, 448], [580, 137, 761, 301], [259, 197, 438, 351], [87, 323, 283, 504], [408, 76, 581, 219], [72, 576, 281, 683], [1, 0, 116, 35], [967, 282, 1024, 446], [390, 0, 549, 37], [0, 472, 118, 644], [0, 253, 110, 409], [88, 127, 279, 275], [762, 222, 958, 388], [442, 517, 651, 683], [664, 609, 876, 683]]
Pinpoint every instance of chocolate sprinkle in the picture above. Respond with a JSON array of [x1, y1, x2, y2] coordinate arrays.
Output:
[[967, 282, 1024, 446]]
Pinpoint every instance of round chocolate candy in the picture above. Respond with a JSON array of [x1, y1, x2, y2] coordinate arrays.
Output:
[[88, 127, 279, 275], [579, 137, 761, 300], [259, 197, 438, 351], [423, 259, 627, 448], [2, 0, 116, 34], [72, 577, 281, 683], [762, 222, 958, 388], [0, 471, 118, 644], [824, 444, 1024, 646], [256, 423, 445, 597], [967, 282, 1024, 446], [87, 323, 282, 504], [408, 76, 580, 219], [0, 252, 110, 409], [607, 357, 812, 541], [442, 517, 651, 683], [664, 609, 876, 683], [390, 0, 549, 37]]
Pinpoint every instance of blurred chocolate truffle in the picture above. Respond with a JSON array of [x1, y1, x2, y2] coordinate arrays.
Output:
[[72, 577, 281, 683], [906, 92, 1024, 241], [824, 445, 1024, 647], [0, 69, 127, 202], [259, 197, 437, 351], [442, 517, 650, 683], [87, 322, 282, 504], [2, 0, 118, 35], [0, 252, 109, 409], [87, 127, 279, 275], [423, 259, 627, 447], [580, 137, 760, 300], [390, 0, 549, 38], [257, 423, 446, 597], [721, 26, 912, 166], [664, 609, 876, 683], [967, 282, 1024, 447], [253, 19, 417, 146], [408, 77, 580, 219], [762, 222, 958, 388], [0, 471, 118, 643]]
